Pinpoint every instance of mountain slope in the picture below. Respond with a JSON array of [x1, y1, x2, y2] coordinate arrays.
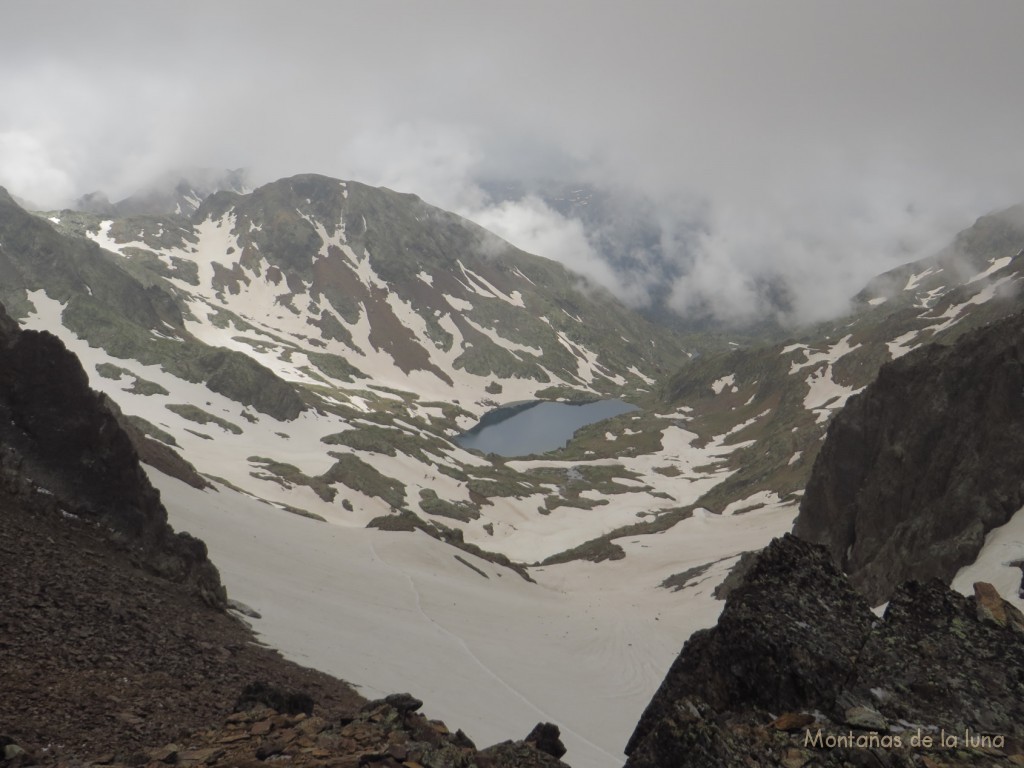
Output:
[[545, 202, 1024, 569], [6, 175, 725, 564], [99, 173, 683, 404], [794, 308, 1024, 605], [16, 182, 1024, 587], [0, 187, 307, 422]]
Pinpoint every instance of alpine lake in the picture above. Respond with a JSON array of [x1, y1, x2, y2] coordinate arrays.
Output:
[[454, 399, 639, 457]]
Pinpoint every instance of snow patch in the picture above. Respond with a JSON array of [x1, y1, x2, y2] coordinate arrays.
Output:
[[710, 374, 736, 395], [903, 267, 935, 292], [952, 504, 1024, 615], [804, 364, 863, 424], [789, 334, 860, 374], [968, 255, 1013, 284]]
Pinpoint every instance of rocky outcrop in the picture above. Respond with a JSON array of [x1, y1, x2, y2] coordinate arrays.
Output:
[[3, 678, 567, 768], [28, 695, 571, 768], [625, 534, 1024, 767], [189, 346, 307, 421], [795, 309, 1024, 605], [0, 300, 224, 605]]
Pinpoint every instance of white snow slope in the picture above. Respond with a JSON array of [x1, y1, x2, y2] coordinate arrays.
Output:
[[156, 470, 795, 768]]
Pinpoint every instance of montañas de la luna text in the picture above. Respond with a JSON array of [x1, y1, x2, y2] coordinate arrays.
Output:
[[804, 729, 1005, 750]]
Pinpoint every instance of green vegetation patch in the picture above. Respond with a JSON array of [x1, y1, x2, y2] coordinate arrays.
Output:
[[539, 505, 695, 566], [128, 375, 169, 396], [555, 416, 660, 460], [95, 362, 168, 395], [418, 489, 479, 522], [95, 362, 132, 380], [323, 452, 406, 509], [466, 474, 539, 501], [366, 509, 533, 582], [533, 386, 601, 403], [272, 503, 327, 523], [248, 457, 335, 502], [322, 424, 449, 463], [453, 335, 550, 381], [307, 351, 367, 383], [541, 494, 609, 514], [125, 415, 179, 447], [166, 403, 243, 435]]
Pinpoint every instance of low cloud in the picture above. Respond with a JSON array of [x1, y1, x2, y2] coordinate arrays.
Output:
[[3, 2, 1024, 326], [463, 195, 626, 297], [0, 131, 74, 206]]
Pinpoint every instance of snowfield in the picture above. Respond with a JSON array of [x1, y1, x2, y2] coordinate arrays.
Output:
[[155, 470, 796, 768]]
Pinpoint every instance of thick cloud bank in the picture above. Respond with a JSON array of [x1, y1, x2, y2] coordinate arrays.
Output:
[[3, 1, 1023, 324]]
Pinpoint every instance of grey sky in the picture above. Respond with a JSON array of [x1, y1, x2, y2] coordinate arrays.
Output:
[[3, 1, 1023, 323]]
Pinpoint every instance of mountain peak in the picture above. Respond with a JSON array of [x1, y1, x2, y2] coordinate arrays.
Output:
[[74, 167, 252, 218]]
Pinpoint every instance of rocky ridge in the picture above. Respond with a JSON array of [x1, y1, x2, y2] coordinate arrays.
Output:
[[64, 695, 570, 768], [75, 169, 251, 219], [625, 534, 1024, 767], [795, 308, 1024, 605], [0, 300, 222, 604]]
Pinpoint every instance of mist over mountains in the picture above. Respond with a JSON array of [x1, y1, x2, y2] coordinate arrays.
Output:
[[5, 4, 1024, 766], [6, 4, 1024, 329], [58, 167, 967, 335]]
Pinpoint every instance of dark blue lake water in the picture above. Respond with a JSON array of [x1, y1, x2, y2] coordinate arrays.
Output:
[[454, 399, 639, 457]]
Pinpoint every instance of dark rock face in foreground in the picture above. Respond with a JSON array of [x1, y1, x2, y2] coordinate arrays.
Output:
[[625, 534, 1024, 767], [0, 300, 224, 604], [795, 310, 1024, 606]]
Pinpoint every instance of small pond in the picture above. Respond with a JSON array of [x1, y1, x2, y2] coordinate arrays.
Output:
[[454, 399, 639, 457]]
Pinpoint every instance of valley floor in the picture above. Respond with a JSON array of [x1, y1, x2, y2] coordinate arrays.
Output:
[[155, 470, 798, 768]]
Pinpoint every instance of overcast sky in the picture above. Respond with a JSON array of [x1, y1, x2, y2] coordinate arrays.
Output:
[[3, 1, 1023, 323]]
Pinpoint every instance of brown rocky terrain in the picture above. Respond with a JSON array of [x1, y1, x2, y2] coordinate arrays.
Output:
[[0, 301, 568, 767], [0, 480, 362, 765], [625, 534, 1024, 768]]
